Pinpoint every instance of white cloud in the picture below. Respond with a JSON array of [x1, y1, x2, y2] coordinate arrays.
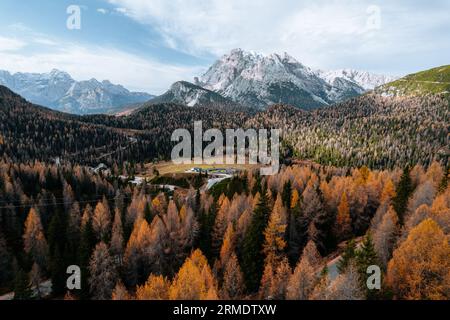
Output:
[[33, 38, 58, 46], [107, 0, 450, 72], [0, 42, 201, 94], [114, 7, 128, 14], [97, 8, 108, 14], [0, 36, 26, 51]]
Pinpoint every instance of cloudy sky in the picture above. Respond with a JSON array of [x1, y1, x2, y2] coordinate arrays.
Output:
[[0, 0, 448, 94]]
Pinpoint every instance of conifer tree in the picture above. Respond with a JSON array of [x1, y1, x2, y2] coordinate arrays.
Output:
[[92, 198, 111, 241], [221, 252, 245, 300], [286, 248, 317, 300], [387, 219, 450, 299], [392, 166, 413, 224], [355, 233, 378, 298], [263, 194, 287, 266], [78, 216, 96, 299], [241, 191, 270, 292], [169, 249, 218, 300], [89, 242, 118, 300], [198, 202, 217, 262], [136, 274, 170, 300], [337, 239, 357, 274], [110, 208, 124, 264], [112, 281, 130, 300], [23, 208, 48, 269], [336, 192, 352, 241], [328, 263, 365, 300], [373, 206, 398, 268]]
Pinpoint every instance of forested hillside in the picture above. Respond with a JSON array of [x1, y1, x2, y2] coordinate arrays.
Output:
[[0, 161, 448, 300], [250, 93, 449, 168], [1, 86, 448, 170]]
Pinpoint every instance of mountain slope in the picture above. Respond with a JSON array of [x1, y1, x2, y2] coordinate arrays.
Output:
[[248, 93, 448, 168], [148, 81, 254, 112], [377, 65, 450, 97], [0, 85, 249, 164], [198, 48, 395, 110], [0, 69, 154, 114], [151, 81, 232, 107]]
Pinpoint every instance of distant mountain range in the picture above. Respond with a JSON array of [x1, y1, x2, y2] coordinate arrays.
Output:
[[0, 69, 154, 114], [0, 49, 399, 114]]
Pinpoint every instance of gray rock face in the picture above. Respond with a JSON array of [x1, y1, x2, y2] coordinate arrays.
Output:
[[197, 48, 395, 110]]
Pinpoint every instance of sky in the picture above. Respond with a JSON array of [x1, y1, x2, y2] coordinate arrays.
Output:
[[0, 0, 448, 94]]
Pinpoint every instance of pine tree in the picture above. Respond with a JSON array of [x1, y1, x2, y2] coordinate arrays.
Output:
[[89, 242, 118, 300], [392, 166, 413, 225], [211, 197, 230, 258], [221, 252, 245, 300], [337, 239, 357, 274], [386, 219, 450, 299], [112, 281, 130, 300], [335, 192, 352, 241], [136, 274, 170, 300], [198, 202, 217, 262], [241, 191, 270, 292], [110, 208, 124, 264], [287, 201, 309, 266], [286, 250, 317, 300], [23, 208, 48, 269], [355, 233, 378, 298], [169, 249, 218, 300], [263, 195, 287, 266], [78, 217, 96, 299], [219, 223, 235, 273], [92, 199, 111, 241], [124, 218, 152, 286], [328, 263, 365, 300], [270, 257, 291, 299], [310, 203, 336, 256], [373, 206, 398, 269]]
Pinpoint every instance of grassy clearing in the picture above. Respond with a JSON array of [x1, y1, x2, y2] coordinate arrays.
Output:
[[142, 159, 261, 178]]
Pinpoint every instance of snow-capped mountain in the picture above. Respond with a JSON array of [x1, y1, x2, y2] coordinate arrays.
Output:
[[197, 48, 396, 110], [0, 69, 154, 114], [316, 69, 397, 91]]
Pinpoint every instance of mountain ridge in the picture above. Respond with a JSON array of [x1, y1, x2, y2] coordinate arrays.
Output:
[[196, 48, 397, 110], [0, 69, 154, 115], [377, 65, 450, 97]]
